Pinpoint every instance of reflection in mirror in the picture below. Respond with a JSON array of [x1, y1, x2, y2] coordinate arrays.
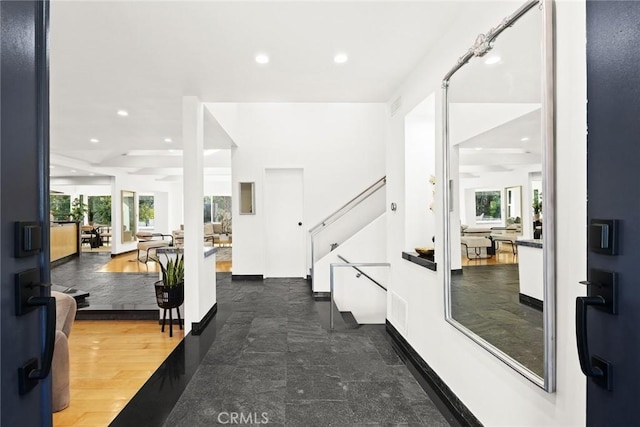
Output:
[[239, 182, 255, 215], [443, 0, 554, 391], [505, 186, 522, 221], [121, 190, 137, 243]]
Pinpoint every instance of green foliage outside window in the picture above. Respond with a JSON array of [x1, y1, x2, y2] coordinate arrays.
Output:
[[475, 190, 502, 221], [70, 197, 88, 222], [532, 190, 543, 215], [50, 195, 71, 221], [139, 195, 155, 226], [203, 195, 232, 233], [88, 196, 112, 225]]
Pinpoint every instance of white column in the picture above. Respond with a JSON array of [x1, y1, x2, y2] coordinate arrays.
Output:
[[168, 181, 183, 231], [182, 96, 216, 334]]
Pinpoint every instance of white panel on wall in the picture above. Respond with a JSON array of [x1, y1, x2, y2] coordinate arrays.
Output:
[[389, 291, 408, 335]]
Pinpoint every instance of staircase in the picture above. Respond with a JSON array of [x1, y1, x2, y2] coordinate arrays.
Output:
[[308, 177, 388, 326], [309, 176, 386, 289]]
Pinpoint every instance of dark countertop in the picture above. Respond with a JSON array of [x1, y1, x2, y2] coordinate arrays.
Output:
[[515, 239, 543, 249], [402, 251, 437, 271]]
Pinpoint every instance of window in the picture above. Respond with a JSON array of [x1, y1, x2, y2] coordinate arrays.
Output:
[[138, 195, 154, 229], [475, 190, 502, 222], [50, 195, 71, 221], [87, 196, 112, 225], [204, 195, 232, 233]]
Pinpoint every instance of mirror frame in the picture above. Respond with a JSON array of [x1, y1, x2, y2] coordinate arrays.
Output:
[[505, 185, 523, 221], [239, 182, 255, 215], [441, 0, 555, 392]]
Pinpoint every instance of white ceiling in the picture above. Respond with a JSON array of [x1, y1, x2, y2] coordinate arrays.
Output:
[[49, 1, 466, 180]]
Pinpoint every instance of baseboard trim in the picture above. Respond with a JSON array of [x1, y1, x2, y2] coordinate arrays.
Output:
[[232, 274, 263, 281], [76, 309, 158, 321], [313, 291, 331, 301], [109, 249, 137, 258], [51, 253, 79, 268], [519, 293, 543, 311], [191, 302, 218, 336], [386, 321, 482, 427]]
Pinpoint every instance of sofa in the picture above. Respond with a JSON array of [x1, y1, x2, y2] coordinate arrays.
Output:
[[135, 231, 173, 263], [459, 226, 492, 259], [51, 291, 77, 412], [489, 224, 522, 254], [173, 222, 228, 247]]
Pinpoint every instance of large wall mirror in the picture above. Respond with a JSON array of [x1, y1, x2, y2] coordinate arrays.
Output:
[[442, 0, 555, 391], [121, 190, 137, 243]]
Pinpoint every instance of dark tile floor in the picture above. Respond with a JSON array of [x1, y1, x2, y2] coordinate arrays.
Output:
[[158, 274, 450, 427], [51, 253, 158, 309], [52, 248, 233, 310], [451, 264, 544, 377]]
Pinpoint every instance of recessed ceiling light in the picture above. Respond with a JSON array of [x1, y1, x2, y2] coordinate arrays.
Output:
[[168, 149, 176, 153], [484, 55, 501, 65], [164, 138, 173, 143], [70, 169, 77, 173], [334, 53, 348, 64], [89, 138, 99, 143], [255, 54, 269, 65], [117, 110, 129, 117], [521, 137, 530, 142], [89, 173, 95, 176], [475, 147, 483, 151]]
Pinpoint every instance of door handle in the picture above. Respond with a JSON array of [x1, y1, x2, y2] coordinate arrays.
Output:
[[27, 296, 56, 380], [575, 294, 613, 390], [18, 295, 56, 395], [576, 296, 605, 377]]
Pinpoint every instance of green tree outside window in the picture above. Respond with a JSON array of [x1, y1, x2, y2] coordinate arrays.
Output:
[[139, 195, 155, 227], [50, 195, 71, 221], [88, 196, 112, 225]]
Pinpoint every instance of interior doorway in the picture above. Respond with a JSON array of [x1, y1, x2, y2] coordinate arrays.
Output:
[[264, 168, 305, 278]]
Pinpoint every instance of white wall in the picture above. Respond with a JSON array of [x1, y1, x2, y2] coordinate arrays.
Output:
[[404, 94, 436, 251], [110, 174, 179, 254], [207, 103, 387, 276], [204, 175, 232, 197], [315, 214, 387, 293], [385, 1, 586, 426]]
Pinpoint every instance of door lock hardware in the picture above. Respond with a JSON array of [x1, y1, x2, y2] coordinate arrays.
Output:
[[575, 269, 617, 390]]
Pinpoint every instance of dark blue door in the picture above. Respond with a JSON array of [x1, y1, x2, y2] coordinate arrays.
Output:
[[1, 1, 52, 425], [585, 1, 640, 425]]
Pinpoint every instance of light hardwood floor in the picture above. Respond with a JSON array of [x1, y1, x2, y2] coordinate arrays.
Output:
[[53, 320, 183, 427], [96, 250, 231, 273], [461, 246, 518, 266], [53, 250, 230, 426], [96, 251, 161, 274]]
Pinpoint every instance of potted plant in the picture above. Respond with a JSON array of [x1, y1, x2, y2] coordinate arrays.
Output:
[[532, 192, 542, 220], [153, 252, 184, 336], [70, 197, 88, 222]]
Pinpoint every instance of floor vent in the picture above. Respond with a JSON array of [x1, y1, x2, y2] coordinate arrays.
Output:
[[389, 291, 408, 334]]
